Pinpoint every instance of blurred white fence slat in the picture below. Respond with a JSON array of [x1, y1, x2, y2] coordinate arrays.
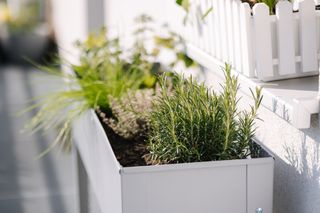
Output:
[[253, 3, 274, 80], [232, 0, 242, 73], [213, 0, 222, 60], [219, 0, 229, 62], [240, 3, 255, 77], [299, 0, 318, 73], [207, 0, 215, 56], [276, 1, 295, 76], [226, 0, 234, 66]]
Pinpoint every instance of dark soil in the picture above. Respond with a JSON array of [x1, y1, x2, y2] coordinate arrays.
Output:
[[96, 111, 150, 167], [95, 110, 269, 167]]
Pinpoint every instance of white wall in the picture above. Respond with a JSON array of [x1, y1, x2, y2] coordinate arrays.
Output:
[[50, 0, 105, 64]]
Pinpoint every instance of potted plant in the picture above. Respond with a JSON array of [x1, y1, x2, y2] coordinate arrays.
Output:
[[24, 18, 273, 213], [0, 0, 50, 63]]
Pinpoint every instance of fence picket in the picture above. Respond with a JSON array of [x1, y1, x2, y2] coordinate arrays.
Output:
[[213, 0, 221, 60], [203, 0, 211, 53], [253, 3, 274, 80], [232, 0, 242, 73], [299, 0, 318, 73], [226, 0, 235, 65], [276, 1, 295, 75], [191, 2, 198, 47], [198, 0, 205, 51], [218, 0, 229, 62], [240, 3, 255, 77], [207, 0, 215, 55]]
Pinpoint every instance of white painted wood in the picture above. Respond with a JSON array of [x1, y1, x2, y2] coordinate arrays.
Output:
[[240, 3, 255, 77], [186, 43, 319, 129], [202, 0, 210, 53], [317, 11, 320, 55], [292, 98, 314, 128], [206, 0, 215, 55], [299, 0, 318, 73], [276, 1, 296, 75], [253, 3, 274, 80], [213, 0, 222, 60], [197, 0, 206, 51], [225, 0, 235, 66], [218, 0, 229, 62], [191, 2, 199, 47], [232, 0, 243, 73]]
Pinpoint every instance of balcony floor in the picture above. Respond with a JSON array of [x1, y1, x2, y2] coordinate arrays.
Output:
[[0, 65, 100, 213]]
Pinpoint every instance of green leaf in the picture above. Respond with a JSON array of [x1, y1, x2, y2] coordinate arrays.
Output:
[[201, 6, 213, 20]]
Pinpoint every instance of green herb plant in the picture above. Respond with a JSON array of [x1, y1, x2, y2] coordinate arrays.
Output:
[[148, 64, 263, 164], [24, 15, 194, 156], [97, 89, 156, 140]]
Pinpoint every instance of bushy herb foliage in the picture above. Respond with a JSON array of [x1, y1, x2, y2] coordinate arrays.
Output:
[[24, 15, 193, 155], [98, 89, 156, 140], [148, 64, 262, 164]]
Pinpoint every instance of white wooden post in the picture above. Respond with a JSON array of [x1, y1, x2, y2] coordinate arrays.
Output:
[[232, 0, 243, 73], [276, 1, 296, 75], [240, 3, 255, 77], [226, 0, 235, 66], [299, 0, 318, 73], [253, 3, 274, 80], [218, 0, 229, 62], [213, 0, 222, 60]]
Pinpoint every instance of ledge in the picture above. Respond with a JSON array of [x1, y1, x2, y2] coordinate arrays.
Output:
[[186, 44, 319, 129]]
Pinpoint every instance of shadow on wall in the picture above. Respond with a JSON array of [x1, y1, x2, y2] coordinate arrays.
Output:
[[273, 118, 320, 213]]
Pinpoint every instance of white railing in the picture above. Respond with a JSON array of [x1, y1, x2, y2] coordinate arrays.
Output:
[[181, 0, 320, 82]]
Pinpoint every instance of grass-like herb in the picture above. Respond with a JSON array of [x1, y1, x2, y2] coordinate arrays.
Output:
[[24, 29, 147, 156], [148, 64, 262, 164]]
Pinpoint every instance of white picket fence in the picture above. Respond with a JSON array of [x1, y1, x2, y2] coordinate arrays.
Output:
[[180, 0, 320, 82]]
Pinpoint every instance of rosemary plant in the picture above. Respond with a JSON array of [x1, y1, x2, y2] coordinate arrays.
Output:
[[148, 64, 262, 164]]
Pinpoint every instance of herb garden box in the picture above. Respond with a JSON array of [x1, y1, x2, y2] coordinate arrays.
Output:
[[73, 109, 274, 213]]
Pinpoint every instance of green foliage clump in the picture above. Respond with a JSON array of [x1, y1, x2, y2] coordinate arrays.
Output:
[[24, 15, 192, 155], [148, 64, 262, 164], [98, 89, 156, 140]]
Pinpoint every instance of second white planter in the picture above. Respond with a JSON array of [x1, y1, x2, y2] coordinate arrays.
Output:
[[73, 109, 274, 213]]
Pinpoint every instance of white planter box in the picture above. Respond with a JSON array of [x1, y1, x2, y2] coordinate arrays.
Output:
[[73, 110, 274, 213]]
